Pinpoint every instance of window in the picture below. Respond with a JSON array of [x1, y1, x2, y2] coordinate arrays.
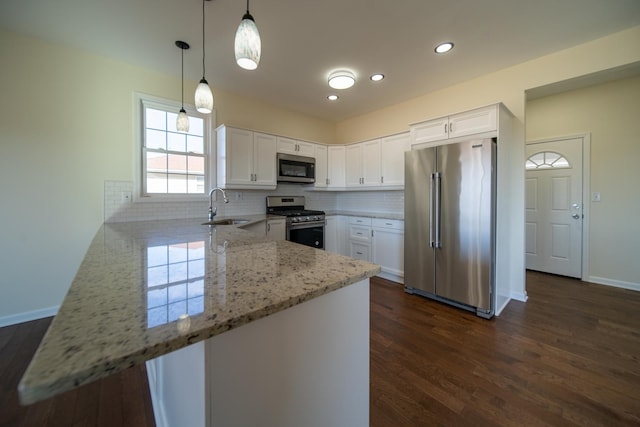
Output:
[[525, 151, 571, 170], [137, 94, 213, 198]]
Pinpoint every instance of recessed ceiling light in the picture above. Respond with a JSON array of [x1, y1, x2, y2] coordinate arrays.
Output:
[[435, 42, 454, 54], [328, 70, 356, 90], [370, 73, 385, 82], [327, 95, 339, 101]]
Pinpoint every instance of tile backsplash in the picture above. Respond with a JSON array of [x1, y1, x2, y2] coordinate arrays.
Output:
[[104, 180, 403, 223]]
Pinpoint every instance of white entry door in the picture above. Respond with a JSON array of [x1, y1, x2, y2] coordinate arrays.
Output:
[[525, 138, 583, 278]]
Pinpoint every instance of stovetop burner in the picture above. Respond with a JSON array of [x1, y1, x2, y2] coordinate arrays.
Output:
[[265, 196, 325, 221]]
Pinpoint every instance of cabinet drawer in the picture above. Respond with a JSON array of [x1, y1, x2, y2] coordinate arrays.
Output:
[[348, 216, 372, 226], [372, 218, 404, 230], [350, 241, 371, 261], [350, 226, 371, 242]]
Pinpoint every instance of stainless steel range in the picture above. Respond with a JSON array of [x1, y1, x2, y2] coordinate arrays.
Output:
[[266, 196, 325, 249]]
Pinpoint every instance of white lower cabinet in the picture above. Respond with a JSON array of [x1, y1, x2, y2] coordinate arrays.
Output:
[[266, 218, 286, 241], [372, 218, 404, 283], [348, 217, 372, 261], [325, 216, 338, 252]]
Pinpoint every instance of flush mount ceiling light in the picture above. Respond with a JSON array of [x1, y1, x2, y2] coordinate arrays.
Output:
[[175, 40, 190, 132], [435, 42, 454, 54], [327, 95, 339, 101], [370, 73, 384, 82], [234, 0, 261, 70], [195, 0, 214, 113], [328, 70, 356, 90]]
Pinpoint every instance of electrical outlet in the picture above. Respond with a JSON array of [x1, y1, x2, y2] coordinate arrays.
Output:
[[591, 192, 601, 202], [121, 191, 132, 203], [235, 192, 243, 201]]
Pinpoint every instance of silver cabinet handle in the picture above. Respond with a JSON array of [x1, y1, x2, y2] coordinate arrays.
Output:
[[572, 213, 581, 219], [444, 123, 448, 134], [449, 122, 453, 133], [381, 176, 384, 184], [267, 223, 271, 231]]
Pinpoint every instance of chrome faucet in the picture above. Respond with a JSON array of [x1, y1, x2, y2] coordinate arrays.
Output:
[[208, 187, 229, 220]]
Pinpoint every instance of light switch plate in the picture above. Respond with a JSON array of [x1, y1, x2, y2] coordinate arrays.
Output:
[[121, 191, 132, 203], [591, 192, 601, 202]]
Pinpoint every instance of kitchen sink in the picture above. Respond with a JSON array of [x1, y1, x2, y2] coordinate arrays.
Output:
[[201, 219, 250, 226]]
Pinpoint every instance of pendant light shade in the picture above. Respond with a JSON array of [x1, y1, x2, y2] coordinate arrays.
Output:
[[234, 0, 261, 70], [195, 0, 213, 114], [175, 40, 190, 132], [195, 78, 214, 113]]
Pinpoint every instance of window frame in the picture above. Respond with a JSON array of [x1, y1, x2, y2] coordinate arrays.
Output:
[[134, 92, 216, 202]]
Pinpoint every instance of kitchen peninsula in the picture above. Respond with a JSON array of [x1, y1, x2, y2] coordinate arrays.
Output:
[[18, 218, 380, 427]]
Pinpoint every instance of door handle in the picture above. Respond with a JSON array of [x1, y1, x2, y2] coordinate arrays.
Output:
[[572, 213, 581, 219]]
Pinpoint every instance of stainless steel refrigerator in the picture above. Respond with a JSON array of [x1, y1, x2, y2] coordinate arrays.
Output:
[[404, 138, 496, 318]]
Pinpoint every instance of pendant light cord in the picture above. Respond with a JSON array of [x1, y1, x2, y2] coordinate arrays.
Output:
[[180, 47, 185, 108], [202, 0, 206, 79], [246, 0, 250, 13]]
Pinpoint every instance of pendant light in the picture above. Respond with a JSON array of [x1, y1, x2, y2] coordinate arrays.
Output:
[[195, 0, 214, 113], [175, 40, 190, 132], [234, 0, 261, 70]]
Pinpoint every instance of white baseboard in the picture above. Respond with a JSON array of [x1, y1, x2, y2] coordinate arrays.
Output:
[[0, 306, 59, 328], [587, 276, 640, 292], [376, 271, 404, 284], [510, 291, 528, 302]]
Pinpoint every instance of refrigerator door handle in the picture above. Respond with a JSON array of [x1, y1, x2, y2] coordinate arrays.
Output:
[[433, 172, 442, 248], [429, 173, 435, 248]]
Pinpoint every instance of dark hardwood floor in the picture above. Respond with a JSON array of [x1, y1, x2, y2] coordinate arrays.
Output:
[[0, 318, 155, 427], [2, 271, 639, 426], [371, 271, 640, 427]]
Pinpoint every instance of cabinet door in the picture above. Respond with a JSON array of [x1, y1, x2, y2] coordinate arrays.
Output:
[[350, 241, 371, 262], [266, 219, 286, 241], [253, 132, 277, 186], [327, 146, 346, 187], [380, 132, 410, 187], [276, 136, 299, 155], [296, 141, 315, 157], [449, 105, 497, 138], [345, 144, 363, 187], [411, 117, 448, 145], [225, 127, 254, 185], [373, 227, 404, 277], [362, 139, 381, 186], [314, 144, 328, 188], [325, 216, 337, 253]]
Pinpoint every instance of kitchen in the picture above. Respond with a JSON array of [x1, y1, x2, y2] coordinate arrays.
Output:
[[1, 0, 640, 425]]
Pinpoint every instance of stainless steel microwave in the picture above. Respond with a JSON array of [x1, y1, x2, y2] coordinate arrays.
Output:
[[277, 153, 315, 183]]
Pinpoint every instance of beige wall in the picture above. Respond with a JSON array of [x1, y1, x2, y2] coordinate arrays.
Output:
[[526, 75, 640, 286], [0, 30, 333, 321]]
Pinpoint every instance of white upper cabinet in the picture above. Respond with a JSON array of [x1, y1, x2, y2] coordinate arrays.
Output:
[[217, 125, 277, 189], [277, 136, 314, 157], [362, 139, 381, 186], [380, 132, 410, 187], [411, 105, 498, 146], [314, 144, 328, 188], [327, 146, 346, 188], [345, 144, 363, 187], [345, 133, 409, 188]]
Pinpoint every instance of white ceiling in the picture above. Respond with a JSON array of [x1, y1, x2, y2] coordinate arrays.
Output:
[[1, 0, 639, 122]]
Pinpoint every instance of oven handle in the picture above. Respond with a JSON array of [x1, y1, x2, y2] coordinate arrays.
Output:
[[287, 220, 326, 230]]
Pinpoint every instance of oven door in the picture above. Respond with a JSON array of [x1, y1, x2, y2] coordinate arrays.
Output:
[[287, 221, 325, 249]]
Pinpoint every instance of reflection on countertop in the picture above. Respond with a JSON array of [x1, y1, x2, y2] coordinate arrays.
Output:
[[18, 218, 380, 405]]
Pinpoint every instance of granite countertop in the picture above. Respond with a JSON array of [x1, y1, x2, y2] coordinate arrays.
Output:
[[324, 211, 404, 221], [18, 218, 380, 405]]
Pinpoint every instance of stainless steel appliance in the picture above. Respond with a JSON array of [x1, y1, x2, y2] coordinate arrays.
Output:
[[404, 138, 496, 318], [277, 153, 316, 183], [266, 196, 325, 249]]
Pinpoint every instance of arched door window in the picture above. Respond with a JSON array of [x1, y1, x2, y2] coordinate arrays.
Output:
[[525, 151, 571, 170]]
